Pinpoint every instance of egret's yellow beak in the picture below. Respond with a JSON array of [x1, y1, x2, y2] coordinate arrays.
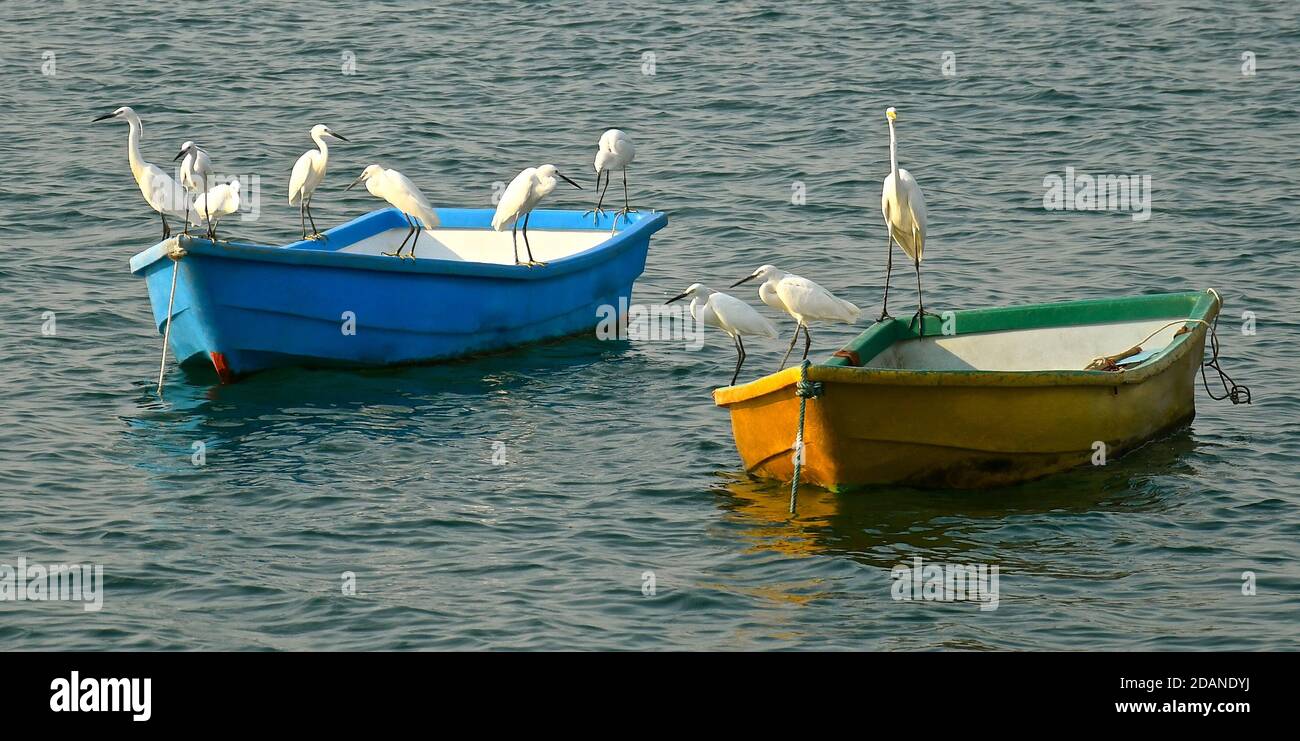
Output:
[[886, 109, 897, 121]]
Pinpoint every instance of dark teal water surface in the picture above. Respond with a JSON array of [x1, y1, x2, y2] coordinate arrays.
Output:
[[1, 1, 1297, 649]]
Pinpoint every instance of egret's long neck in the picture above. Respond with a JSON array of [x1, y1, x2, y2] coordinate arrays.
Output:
[[312, 130, 329, 164], [887, 119, 898, 176], [126, 113, 145, 180]]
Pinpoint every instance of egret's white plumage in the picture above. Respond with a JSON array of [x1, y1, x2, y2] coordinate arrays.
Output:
[[92, 106, 189, 238], [588, 129, 637, 223], [594, 129, 636, 175], [176, 141, 212, 195], [667, 283, 777, 385], [732, 264, 860, 368], [174, 140, 212, 234], [192, 178, 241, 240], [288, 124, 349, 239], [879, 106, 932, 331], [492, 164, 582, 266], [346, 164, 440, 259]]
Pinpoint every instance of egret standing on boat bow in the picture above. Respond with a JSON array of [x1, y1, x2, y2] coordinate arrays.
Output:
[[586, 129, 636, 224], [173, 141, 212, 235], [880, 106, 933, 334], [732, 265, 861, 369], [345, 165, 441, 259], [492, 164, 582, 267], [666, 284, 778, 386], [92, 106, 189, 238], [289, 124, 349, 241]]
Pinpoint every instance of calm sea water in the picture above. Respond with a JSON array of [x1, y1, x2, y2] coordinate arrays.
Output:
[[1, 1, 1297, 650]]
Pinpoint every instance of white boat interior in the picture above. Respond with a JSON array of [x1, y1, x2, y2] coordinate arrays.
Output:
[[337, 227, 611, 265], [867, 318, 1190, 372]]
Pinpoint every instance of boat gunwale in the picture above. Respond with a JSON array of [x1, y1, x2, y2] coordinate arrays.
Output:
[[128, 207, 668, 281], [713, 289, 1220, 405]]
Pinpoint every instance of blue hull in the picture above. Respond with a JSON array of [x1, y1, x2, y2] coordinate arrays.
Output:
[[130, 207, 667, 381]]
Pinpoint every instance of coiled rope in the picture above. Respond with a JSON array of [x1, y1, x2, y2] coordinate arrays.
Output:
[[789, 359, 823, 514]]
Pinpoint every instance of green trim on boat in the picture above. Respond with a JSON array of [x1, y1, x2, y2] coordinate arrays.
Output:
[[826, 290, 1215, 370]]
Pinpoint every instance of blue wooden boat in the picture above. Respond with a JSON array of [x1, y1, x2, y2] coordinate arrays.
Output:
[[129, 207, 667, 382]]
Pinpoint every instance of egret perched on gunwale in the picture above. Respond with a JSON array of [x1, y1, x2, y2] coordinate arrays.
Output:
[[880, 106, 933, 334], [173, 140, 212, 235], [492, 164, 582, 267], [666, 283, 778, 386], [193, 178, 241, 241], [585, 129, 636, 224], [731, 265, 861, 369], [91, 106, 189, 238], [289, 124, 350, 241], [346, 165, 440, 259]]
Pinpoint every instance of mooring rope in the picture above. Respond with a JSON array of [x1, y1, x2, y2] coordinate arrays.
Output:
[[789, 359, 823, 514], [1200, 312, 1251, 404], [156, 241, 186, 397]]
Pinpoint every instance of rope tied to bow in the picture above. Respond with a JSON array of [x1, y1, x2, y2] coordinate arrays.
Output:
[[156, 239, 187, 397], [789, 360, 823, 514]]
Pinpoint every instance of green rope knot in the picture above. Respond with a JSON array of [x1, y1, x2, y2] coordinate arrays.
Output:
[[795, 379, 823, 399]]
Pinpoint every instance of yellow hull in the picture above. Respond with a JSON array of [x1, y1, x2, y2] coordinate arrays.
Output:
[[713, 291, 1219, 490]]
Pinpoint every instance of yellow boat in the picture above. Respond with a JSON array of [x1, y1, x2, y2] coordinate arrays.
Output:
[[713, 289, 1227, 490]]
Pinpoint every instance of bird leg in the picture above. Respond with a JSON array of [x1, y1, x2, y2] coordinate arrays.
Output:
[[907, 259, 940, 339], [406, 223, 421, 260], [801, 324, 812, 360], [299, 201, 308, 241], [306, 198, 325, 241], [730, 334, 746, 386], [779, 323, 803, 370], [384, 227, 414, 258], [383, 214, 416, 258], [161, 212, 171, 240], [511, 223, 521, 264], [183, 198, 191, 237], [611, 170, 638, 230], [879, 233, 894, 321], [521, 213, 545, 267], [583, 171, 610, 222]]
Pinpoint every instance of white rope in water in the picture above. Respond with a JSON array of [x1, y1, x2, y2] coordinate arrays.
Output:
[[156, 242, 186, 397]]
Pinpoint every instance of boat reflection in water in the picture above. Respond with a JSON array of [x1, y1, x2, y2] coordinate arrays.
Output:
[[711, 428, 1200, 570]]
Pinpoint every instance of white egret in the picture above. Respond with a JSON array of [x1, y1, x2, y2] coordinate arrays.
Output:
[[345, 165, 441, 259], [585, 129, 636, 224], [288, 124, 350, 240], [173, 140, 212, 235], [492, 164, 582, 267], [193, 178, 241, 241], [666, 283, 778, 386], [91, 106, 189, 238], [880, 106, 933, 334], [731, 265, 861, 368]]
